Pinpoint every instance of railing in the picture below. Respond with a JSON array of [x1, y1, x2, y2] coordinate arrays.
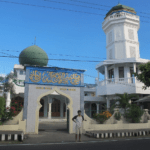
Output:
[[98, 77, 143, 86], [102, 12, 139, 26]]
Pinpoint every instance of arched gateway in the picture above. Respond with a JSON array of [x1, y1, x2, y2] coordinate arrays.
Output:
[[23, 66, 85, 134]]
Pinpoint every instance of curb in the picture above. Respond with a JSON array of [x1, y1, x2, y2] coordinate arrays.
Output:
[[0, 137, 150, 146]]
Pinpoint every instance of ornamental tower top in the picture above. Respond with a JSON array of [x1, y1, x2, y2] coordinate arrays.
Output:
[[102, 3, 140, 60]]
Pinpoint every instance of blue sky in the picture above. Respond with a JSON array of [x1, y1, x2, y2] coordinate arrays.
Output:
[[0, 0, 150, 83]]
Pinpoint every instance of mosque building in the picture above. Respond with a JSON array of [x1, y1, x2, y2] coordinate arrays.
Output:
[[3, 3, 150, 134]]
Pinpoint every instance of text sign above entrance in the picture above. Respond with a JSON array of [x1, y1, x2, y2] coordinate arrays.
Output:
[[25, 66, 85, 87]]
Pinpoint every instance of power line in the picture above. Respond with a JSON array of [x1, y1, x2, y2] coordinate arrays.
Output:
[[0, 0, 150, 22], [68, 0, 111, 8], [68, 0, 150, 16], [0, 49, 106, 59], [44, 0, 150, 20], [44, 0, 109, 11], [0, 0, 105, 16], [0, 51, 17, 57], [0, 55, 103, 62], [47, 64, 103, 80]]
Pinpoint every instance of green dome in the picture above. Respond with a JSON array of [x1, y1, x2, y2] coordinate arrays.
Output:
[[19, 45, 48, 66], [106, 3, 136, 17]]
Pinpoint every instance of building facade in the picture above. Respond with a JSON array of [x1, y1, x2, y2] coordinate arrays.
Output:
[[96, 3, 150, 111], [4, 4, 150, 122]]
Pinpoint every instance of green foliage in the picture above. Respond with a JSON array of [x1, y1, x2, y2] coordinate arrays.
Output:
[[114, 112, 121, 120], [0, 97, 5, 118], [109, 101, 116, 114], [93, 111, 112, 124], [0, 101, 22, 123], [99, 101, 116, 115], [134, 62, 150, 90], [114, 93, 139, 109], [93, 113, 107, 124], [124, 104, 144, 123], [0, 72, 15, 94]]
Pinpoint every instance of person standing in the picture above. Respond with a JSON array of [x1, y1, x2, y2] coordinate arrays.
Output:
[[72, 110, 84, 142]]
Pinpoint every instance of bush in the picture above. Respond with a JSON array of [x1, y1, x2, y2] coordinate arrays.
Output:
[[0, 97, 5, 124], [114, 112, 121, 120], [94, 111, 112, 124], [124, 104, 144, 123], [0, 97, 5, 119], [0, 101, 23, 124]]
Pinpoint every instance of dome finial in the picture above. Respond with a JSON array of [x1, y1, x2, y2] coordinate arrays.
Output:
[[34, 36, 36, 45]]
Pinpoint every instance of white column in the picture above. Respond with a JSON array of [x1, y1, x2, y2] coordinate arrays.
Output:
[[105, 65, 108, 85], [96, 103, 99, 114], [106, 97, 110, 111], [114, 65, 118, 83], [48, 103, 52, 119], [6, 91, 11, 111], [133, 63, 136, 83], [44, 97, 48, 117], [124, 64, 128, 83], [98, 70, 99, 81], [48, 97, 52, 119], [133, 63, 136, 73], [105, 65, 108, 79], [65, 98, 67, 118], [60, 101, 64, 118]]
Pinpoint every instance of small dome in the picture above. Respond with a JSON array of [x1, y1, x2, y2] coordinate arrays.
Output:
[[19, 45, 48, 66], [105, 3, 136, 17]]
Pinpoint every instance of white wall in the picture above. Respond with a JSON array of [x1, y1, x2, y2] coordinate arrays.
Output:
[[15, 69, 26, 80]]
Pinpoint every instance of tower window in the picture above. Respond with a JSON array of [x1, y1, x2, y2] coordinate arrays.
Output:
[[109, 49, 113, 59], [130, 47, 136, 58], [119, 67, 124, 78], [128, 29, 134, 40], [108, 32, 112, 43], [20, 70, 23, 75], [108, 69, 114, 79]]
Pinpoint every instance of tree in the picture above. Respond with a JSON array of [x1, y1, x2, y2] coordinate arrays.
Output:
[[134, 62, 150, 90], [0, 72, 16, 99], [0, 97, 5, 119], [125, 104, 144, 123], [114, 93, 139, 117]]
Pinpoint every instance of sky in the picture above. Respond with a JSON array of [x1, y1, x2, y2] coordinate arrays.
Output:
[[0, 0, 150, 84]]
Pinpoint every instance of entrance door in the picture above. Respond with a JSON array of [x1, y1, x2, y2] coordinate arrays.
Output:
[[67, 109, 69, 132], [52, 99, 60, 117], [63, 103, 66, 117], [91, 103, 96, 118], [39, 99, 44, 117]]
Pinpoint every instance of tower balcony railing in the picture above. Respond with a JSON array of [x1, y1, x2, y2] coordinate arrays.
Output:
[[102, 12, 139, 26], [98, 77, 143, 86]]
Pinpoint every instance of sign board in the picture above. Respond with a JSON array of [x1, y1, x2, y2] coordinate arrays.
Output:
[[25, 66, 85, 87]]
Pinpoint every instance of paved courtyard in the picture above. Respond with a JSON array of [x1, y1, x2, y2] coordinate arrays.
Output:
[[38, 121, 67, 131], [23, 121, 94, 144], [22, 122, 150, 144]]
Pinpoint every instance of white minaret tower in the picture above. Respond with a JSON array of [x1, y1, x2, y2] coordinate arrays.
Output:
[[102, 3, 140, 60]]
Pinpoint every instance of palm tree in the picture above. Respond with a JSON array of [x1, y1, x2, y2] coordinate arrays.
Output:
[[114, 93, 139, 117]]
